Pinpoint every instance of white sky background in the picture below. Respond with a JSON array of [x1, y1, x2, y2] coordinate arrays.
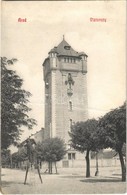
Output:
[[2, 1, 126, 150]]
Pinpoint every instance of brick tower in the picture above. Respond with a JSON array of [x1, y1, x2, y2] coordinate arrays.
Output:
[[43, 37, 88, 166]]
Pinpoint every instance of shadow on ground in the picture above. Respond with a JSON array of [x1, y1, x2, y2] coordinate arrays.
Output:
[[1, 180, 29, 188], [80, 177, 123, 183], [60, 175, 85, 179], [60, 175, 123, 183]]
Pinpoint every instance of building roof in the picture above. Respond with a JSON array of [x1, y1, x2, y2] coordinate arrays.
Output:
[[49, 38, 87, 57]]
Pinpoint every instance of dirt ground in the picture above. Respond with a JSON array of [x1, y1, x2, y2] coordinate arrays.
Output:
[[1, 166, 126, 194]]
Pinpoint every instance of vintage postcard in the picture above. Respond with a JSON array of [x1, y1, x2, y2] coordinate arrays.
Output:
[[1, 1, 126, 194]]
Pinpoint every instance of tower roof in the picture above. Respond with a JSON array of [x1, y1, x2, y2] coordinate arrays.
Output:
[[49, 38, 80, 57]]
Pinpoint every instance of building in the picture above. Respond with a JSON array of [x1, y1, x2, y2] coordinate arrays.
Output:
[[42, 37, 88, 167], [33, 128, 45, 143]]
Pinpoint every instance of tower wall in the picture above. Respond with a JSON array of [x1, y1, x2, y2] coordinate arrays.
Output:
[[54, 70, 88, 143], [43, 39, 88, 167], [43, 56, 88, 144]]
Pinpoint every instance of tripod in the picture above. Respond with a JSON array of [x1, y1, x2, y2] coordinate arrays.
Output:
[[24, 161, 42, 184], [23, 138, 43, 185]]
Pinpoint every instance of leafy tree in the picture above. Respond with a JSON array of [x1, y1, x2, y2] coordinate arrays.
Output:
[[18, 146, 28, 160], [36, 137, 67, 174], [11, 147, 27, 168], [1, 57, 37, 149], [69, 119, 98, 177], [12, 152, 20, 168], [1, 149, 11, 168], [97, 103, 126, 181]]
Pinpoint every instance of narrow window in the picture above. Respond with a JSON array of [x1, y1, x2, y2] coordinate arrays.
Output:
[[68, 153, 76, 160], [69, 101, 72, 111], [68, 153, 71, 160], [64, 58, 66, 62]]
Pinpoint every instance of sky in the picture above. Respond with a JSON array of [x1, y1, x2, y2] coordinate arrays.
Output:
[[2, 1, 126, 150]]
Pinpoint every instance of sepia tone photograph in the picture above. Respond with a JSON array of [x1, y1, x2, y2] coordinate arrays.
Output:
[[1, 0, 126, 194]]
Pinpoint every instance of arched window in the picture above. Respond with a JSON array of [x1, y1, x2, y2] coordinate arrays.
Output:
[[69, 101, 72, 111]]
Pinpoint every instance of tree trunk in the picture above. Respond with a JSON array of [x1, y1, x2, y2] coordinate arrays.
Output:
[[48, 162, 50, 174], [48, 162, 52, 174], [118, 149, 126, 181], [20, 161, 21, 169], [10, 155, 12, 168], [85, 150, 90, 178], [40, 161, 42, 169], [50, 162, 52, 174], [55, 162, 58, 174], [95, 152, 99, 176]]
